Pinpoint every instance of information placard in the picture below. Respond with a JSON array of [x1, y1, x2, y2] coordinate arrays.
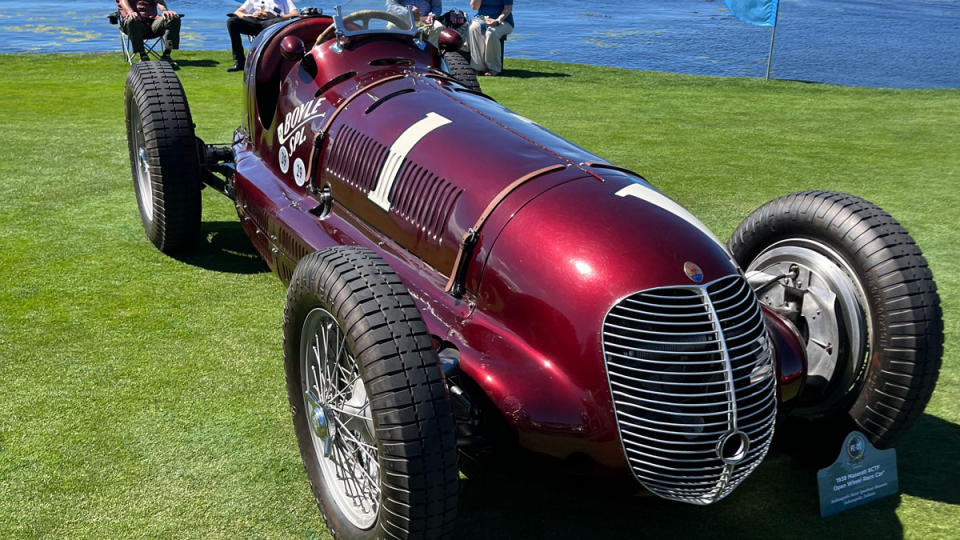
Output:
[[817, 431, 898, 517]]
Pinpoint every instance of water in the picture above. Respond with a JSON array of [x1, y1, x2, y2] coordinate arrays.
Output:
[[0, 0, 957, 88]]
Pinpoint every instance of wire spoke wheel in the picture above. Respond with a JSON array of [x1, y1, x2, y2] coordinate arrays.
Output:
[[130, 110, 154, 223], [300, 308, 380, 529], [285, 247, 458, 539]]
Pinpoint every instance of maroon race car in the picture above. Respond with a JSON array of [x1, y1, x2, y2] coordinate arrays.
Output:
[[122, 2, 943, 538]]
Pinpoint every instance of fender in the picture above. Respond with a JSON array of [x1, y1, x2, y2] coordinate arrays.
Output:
[[762, 305, 806, 406]]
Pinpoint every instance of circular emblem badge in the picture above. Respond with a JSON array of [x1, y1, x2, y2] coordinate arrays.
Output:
[[293, 157, 306, 187], [846, 434, 866, 463], [683, 261, 704, 283], [278, 146, 290, 174]]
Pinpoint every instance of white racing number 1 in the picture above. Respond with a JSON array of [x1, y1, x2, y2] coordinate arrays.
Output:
[[368, 112, 452, 211], [614, 183, 727, 250]]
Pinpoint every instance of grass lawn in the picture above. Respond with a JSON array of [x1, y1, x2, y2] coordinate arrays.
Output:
[[0, 51, 957, 538]]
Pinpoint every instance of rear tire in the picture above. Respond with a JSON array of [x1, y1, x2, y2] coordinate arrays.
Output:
[[284, 247, 459, 539], [729, 191, 942, 447], [443, 51, 481, 92], [124, 61, 201, 253]]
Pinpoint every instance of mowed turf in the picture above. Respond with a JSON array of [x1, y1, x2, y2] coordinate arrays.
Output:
[[0, 51, 957, 538]]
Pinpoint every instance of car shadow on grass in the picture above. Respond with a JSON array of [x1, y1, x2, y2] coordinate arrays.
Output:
[[175, 221, 270, 274], [896, 413, 960, 506], [499, 68, 571, 79], [173, 58, 220, 68], [451, 415, 960, 539]]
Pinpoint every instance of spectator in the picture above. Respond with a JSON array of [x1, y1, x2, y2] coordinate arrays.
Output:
[[385, 0, 444, 47], [116, 0, 180, 63], [227, 0, 300, 72], [468, 0, 512, 76]]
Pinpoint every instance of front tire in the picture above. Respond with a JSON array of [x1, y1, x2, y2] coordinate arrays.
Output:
[[729, 191, 942, 447], [124, 61, 201, 253], [284, 247, 458, 539]]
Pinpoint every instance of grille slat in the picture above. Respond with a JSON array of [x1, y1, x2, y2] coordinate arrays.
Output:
[[619, 429, 725, 447], [608, 311, 716, 326], [625, 447, 722, 464], [603, 274, 776, 505], [727, 343, 768, 363], [610, 363, 730, 377], [610, 372, 727, 388], [617, 410, 731, 429], [624, 438, 720, 455], [708, 276, 743, 296], [622, 298, 708, 311], [604, 323, 717, 337], [611, 381, 736, 399], [603, 332, 724, 347], [721, 317, 766, 342], [634, 472, 729, 485], [618, 419, 740, 438], [612, 391, 734, 410], [607, 346, 725, 357], [718, 303, 761, 325], [627, 458, 726, 474], [607, 351, 728, 366], [732, 368, 771, 385], [730, 378, 777, 404]]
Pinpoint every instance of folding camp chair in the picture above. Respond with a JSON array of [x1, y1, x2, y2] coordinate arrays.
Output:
[[107, 11, 167, 64]]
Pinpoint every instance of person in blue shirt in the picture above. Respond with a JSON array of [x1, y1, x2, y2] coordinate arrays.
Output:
[[385, 0, 444, 46], [467, 0, 513, 76]]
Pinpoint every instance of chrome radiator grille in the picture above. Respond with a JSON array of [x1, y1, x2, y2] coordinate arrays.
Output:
[[602, 274, 777, 504]]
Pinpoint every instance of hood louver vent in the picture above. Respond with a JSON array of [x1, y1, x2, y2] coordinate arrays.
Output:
[[326, 126, 388, 193], [389, 161, 462, 242], [326, 126, 461, 242]]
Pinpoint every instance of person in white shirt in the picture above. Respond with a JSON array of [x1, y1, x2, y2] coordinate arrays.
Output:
[[227, 0, 299, 72], [384, 0, 445, 46]]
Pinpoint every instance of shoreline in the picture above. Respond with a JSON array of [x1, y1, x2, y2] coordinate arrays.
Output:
[[2, 51, 958, 91]]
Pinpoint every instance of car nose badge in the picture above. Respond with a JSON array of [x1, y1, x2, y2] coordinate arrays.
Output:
[[684, 261, 704, 283]]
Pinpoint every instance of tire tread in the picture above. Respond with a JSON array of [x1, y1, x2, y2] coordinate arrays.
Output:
[[284, 247, 458, 539], [728, 190, 942, 447], [124, 61, 201, 253]]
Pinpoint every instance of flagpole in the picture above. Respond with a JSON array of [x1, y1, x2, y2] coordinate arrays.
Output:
[[765, 0, 781, 80]]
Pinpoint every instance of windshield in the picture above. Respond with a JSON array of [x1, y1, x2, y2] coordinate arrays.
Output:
[[332, 1, 417, 38]]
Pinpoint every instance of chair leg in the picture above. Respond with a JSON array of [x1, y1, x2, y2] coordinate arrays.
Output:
[[121, 32, 133, 64], [143, 36, 166, 60]]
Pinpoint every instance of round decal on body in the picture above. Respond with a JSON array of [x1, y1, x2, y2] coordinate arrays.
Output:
[[293, 157, 306, 187], [278, 146, 290, 174]]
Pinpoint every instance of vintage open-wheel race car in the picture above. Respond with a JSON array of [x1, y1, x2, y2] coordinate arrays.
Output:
[[122, 2, 943, 537]]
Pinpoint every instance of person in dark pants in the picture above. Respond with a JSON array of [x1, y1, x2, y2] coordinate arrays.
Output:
[[117, 0, 181, 63], [226, 0, 300, 72]]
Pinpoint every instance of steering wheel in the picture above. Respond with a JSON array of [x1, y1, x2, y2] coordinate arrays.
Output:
[[316, 10, 412, 44]]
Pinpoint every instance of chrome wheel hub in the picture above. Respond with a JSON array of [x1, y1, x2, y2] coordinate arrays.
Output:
[[745, 238, 872, 414], [305, 391, 334, 457], [300, 308, 380, 529]]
